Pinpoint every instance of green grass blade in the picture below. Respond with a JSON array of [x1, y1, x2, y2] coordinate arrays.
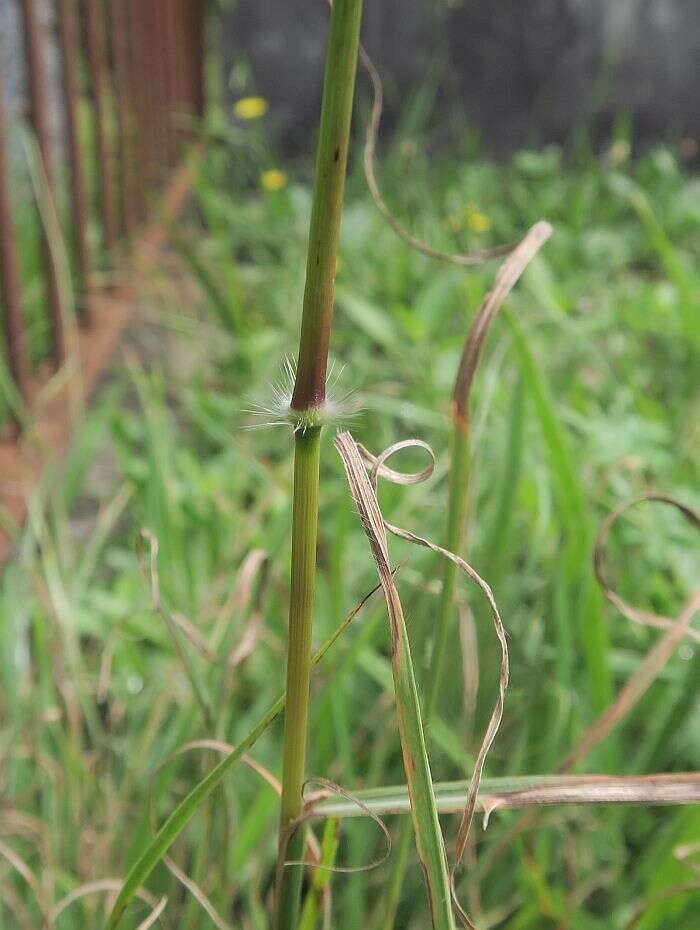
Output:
[[103, 587, 378, 930], [298, 817, 340, 930], [426, 421, 470, 719], [616, 180, 698, 349], [506, 313, 614, 718], [103, 696, 283, 930], [505, 314, 585, 527]]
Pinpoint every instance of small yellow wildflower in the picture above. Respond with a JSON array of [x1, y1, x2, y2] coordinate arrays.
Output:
[[234, 97, 268, 120], [466, 203, 492, 234], [608, 140, 630, 166], [260, 169, 287, 192]]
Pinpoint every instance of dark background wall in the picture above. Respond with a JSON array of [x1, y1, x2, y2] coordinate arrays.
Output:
[[221, 0, 700, 152], [1, 0, 70, 153]]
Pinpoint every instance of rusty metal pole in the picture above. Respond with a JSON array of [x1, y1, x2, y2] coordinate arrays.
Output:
[[152, 0, 170, 183], [57, 0, 91, 317], [125, 0, 147, 219], [151, 0, 165, 170], [85, 0, 118, 255], [19, 0, 66, 365], [134, 0, 157, 195], [162, 0, 178, 165], [144, 0, 160, 185], [182, 0, 196, 119], [0, 70, 31, 411], [109, 0, 137, 237], [192, 0, 206, 120], [172, 0, 188, 131]]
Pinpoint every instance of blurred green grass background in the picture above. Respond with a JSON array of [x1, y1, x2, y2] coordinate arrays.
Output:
[[1, 102, 699, 929]]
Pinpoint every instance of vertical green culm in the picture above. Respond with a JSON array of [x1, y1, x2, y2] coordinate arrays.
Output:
[[276, 1, 364, 928], [426, 416, 470, 717]]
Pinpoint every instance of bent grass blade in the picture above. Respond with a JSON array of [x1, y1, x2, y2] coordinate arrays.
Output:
[[103, 585, 380, 930]]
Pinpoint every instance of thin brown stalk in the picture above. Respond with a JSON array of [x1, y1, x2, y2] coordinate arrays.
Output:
[[361, 45, 514, 266], [562, 494, 700, 769], [594, 493, 700, 642], [623, 882, 700, 930], [427, 220, 552, 720], [135, 897, 167, 930], [163, 857, 233, 930], [451, 221, 553, 423], [483, 773, 700, 814], [562, 589, 700, 770], [49, 879, 163, 925], [0, 838, 50, 926]]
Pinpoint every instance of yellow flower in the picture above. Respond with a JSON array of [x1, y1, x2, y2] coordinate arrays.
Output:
[[608, 140, 631, 166], [466, 203, 492, 234], [234, 97, 268, 120], [260, 169, 287, 192]]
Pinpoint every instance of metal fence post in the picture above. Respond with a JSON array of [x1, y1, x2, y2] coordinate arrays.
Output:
[[110, 0, 137, 238], [0, 66, 31, 411], [19, 0, 66, 365], [57, 0, 91, 317], [85, 0, 118, 255]]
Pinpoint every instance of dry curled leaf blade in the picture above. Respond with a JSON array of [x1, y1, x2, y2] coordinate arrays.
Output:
[[162, 854, 232, 930], [471, 491, 700, 894], [0, 838, 51, 926], [561, 589, 700, 771], [305, 772, 700, 819], [49, 879, 165, 928], [360, 45, 515, 267], [452, 221, 553, 423], [285, 776, 393, 875], [594, 492, 700, 642], [350, 436, 509, 861], [335, 430, 510, 929], [335, 431, 455, 930], [562, 493, 700, 769]]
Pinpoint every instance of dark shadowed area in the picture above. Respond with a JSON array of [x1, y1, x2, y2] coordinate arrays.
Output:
[[222, 0, 700, 151]]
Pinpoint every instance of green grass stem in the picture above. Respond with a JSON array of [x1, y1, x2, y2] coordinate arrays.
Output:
[[426, 420, 470, 718], [277, 428, 321, 928], [277, 1, 364, 926], [298, 817, 340, 930], [291, 0, 364, 411]]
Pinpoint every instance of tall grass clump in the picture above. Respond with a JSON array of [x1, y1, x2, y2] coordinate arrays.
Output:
[[58, 13, 699, 930], [380, 221, 553, 928], [275, 1, 364, 926]]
